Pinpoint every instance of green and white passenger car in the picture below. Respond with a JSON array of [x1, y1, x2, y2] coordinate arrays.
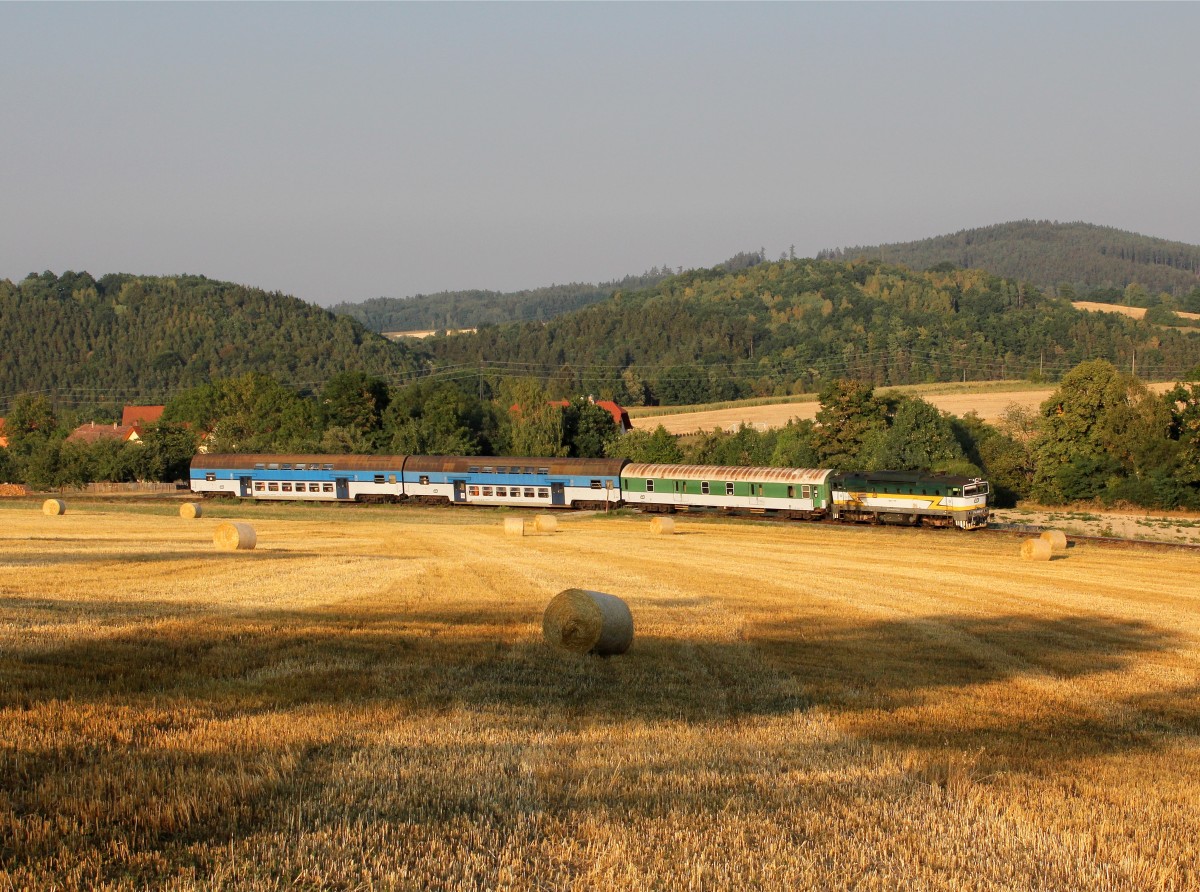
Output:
[[620, 464, 833, 518]]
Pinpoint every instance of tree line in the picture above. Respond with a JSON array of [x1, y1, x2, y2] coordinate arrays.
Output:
[[4, 360, 1197, 512]]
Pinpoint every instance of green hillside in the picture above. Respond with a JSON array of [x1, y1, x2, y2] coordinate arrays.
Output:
[[0, 271, 419, 411], [330, 270, 673, 333], [417, 257, 1200, 406], [820, 221, 1200, 298]]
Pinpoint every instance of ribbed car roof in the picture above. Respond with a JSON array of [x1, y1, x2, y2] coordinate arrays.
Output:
[[623, 464, 833, 485], [191, 453, 406, 470]]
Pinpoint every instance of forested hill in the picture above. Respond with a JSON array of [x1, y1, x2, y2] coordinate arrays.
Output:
[[0, 271, 418, 409], [820, 221, 1200, 297], [330, 270, 674, 333], [417, 257, 1200, 406]]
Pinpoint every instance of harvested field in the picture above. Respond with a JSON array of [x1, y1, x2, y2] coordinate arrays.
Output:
[[2, 499, 1200, 890], [634, 381, 1178, 434]]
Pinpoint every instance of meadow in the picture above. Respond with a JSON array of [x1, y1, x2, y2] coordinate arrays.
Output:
[[2, 498, 1199, 890]]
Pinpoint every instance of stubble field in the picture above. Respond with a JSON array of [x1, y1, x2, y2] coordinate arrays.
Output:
[[2, 499, 1199, 890]]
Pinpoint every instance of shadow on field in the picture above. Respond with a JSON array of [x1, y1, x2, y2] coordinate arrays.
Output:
[[0, 550, 316, 567]]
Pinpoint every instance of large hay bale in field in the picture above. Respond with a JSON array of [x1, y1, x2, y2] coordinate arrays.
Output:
[[180, 502, 203, 519], [1040, 529, 1068, 554], [214, 521, 256, 551], [1021, 538, 1053, 562], [534, 514, 558, 533], [504, 517, 526, 537], [650, 516, 675, 535], [542, 589, 634, 656], [42, 499, 66, 516]]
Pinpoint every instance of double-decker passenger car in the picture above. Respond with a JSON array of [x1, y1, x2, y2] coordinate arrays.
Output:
[[403, 456, 624, 508], [190, 453, 406, 501]]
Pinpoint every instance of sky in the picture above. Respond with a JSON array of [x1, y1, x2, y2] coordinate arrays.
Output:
[[2, 2, 1197, 307]]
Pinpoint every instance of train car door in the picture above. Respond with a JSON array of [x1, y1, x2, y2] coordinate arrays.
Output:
[[452, 480, 467, 502], [551, 483, 565, 506], [239, 476, 252, 498], [335, 478, 350, 500]]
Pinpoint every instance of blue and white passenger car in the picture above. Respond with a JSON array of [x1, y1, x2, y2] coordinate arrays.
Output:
[[403, 456, 625, 508], [190, 454, 407, 501]]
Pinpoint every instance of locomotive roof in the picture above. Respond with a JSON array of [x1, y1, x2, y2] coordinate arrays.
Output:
[[403, 455, 628, 476], [833, 470, 985, 486], [622, 464, 833, 485]]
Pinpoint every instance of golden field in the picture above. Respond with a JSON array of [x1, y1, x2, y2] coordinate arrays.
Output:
[[2, 499, 1199, 891]]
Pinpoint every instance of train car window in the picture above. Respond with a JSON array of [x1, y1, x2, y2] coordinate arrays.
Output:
[[787, 485, 794, 499], [254, 463, 265, 470], [374, 474, 385, 484], [282, 464, 292, 471], [590, 480, 602, 489], [268, 482, 279, 492], [495, 487, 506, 497], [524, 488, 535, 498], [538, 488, 549, 498], [482, 467, 494, 474], [469, 466, 480, 473], [522, 467, 533, 475], [646, 480, 655, 492], [322, 463, 334, 471], [419, 475, 429, 486], [538, 468, 549, 475], [702, 482, 710, 495], [293, 463, 305, 471], [322, 483, 334, 493], [495, 466, 507, 474], [282, 483, 292, 492], [254, 482, 265, 491], [725, 482, 734, 496], [267, 463, 279, 470], [205, 472, 216, 482], [469, 486, 479, 496]]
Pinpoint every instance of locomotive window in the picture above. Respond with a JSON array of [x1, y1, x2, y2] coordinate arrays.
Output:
[[726, 482, 734, 496], [254, 482, 265, 491], [646, 480, 655, 492], [538, 488, 549, 498], [524, 488, 535, 498], [374, 474, 385, 484], [702, 482, 710, 495], [419, 475, 429, 486], [590, 480, 602, 490], [205, 472, 216, 482]]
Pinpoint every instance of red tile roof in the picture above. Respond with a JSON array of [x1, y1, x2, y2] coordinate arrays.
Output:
[[67, 422, 143, 444], [0, 417, 7, 449], [122, 405, 165, 426], [521, 398, 632, 432]]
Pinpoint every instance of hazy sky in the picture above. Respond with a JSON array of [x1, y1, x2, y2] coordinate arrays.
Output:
[[2, 2, 1197, 306]]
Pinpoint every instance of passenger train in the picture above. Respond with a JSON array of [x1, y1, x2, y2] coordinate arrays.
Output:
[[190, 454, 991, 529]]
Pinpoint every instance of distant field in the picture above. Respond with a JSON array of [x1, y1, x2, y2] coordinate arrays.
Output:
[[1073, 301, 1200, 322], [633, 381, 1178, 434], [3, 500, 1199, 890]]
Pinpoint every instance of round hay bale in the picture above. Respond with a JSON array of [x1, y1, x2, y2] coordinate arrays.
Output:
[[1021, 538, 1053, 562], [1040, 529, 1068, 554], [180, 502, 203, 519], [650, 516, 675, 535], [533, 514, 558, 533], [214, 521, 256, 551], [504, 516, 526, 537], [42, 499, 66, 516], [542, 588, 634, 656]]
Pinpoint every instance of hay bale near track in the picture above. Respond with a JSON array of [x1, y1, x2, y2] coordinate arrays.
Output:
[[533, 514, 558, 533], [42, 499, 66, 516], [1021, 538, 1053, 562], [1040, 529, 1068, 554], [650, 516, 675, 535], [542, 588, 634, 656], [504, 517, 526, 537], [180, 502, 203, 519], [214, 521, 256, 551]]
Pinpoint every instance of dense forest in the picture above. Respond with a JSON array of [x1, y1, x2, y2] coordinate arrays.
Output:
[[417, 257, 1200, 406], [820, 221, 1200, 298], [330, 269, 674, 333], [0, 271, 419, 412]]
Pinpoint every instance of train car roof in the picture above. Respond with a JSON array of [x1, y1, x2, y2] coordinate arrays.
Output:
[[403, 455, 628, 476], [622, 464, 833, 485], [191, 453, 407, 471]]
